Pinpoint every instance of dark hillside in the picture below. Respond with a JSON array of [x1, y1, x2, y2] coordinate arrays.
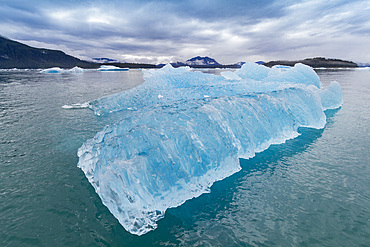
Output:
[[0, 36, 94, 69]]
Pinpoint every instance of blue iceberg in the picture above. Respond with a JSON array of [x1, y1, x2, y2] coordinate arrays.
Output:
[[88, 63, 324, 116], [77, 63, 343, 236], [40, 66, 84, 73]]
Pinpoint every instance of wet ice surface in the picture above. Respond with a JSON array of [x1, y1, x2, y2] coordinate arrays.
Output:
[[77, 63, 343, 235]]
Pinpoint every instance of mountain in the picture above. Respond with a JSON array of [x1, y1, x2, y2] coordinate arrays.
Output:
[[185, 56, 220, 66], [172, 56, 220, 66], [92, 57, 120, 63], [263, 57, 358, 68], [356, 62, 370, 67], [0, 36, 96, 69], [3, 36, 357, 70], [0, 36, 157, 69], [170, 56, 238, 68]]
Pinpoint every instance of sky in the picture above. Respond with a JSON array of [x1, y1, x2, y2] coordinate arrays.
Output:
[[1, 0, 370, 64]]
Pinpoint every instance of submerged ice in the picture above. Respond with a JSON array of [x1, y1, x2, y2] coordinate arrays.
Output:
[[77, 63, 343, 236]]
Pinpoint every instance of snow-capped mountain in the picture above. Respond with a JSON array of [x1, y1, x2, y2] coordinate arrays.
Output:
[[356, 62, 370, 67], [185, 56, 220, 66], [172, 56, 221, 67], [92, 57, 121, 63]]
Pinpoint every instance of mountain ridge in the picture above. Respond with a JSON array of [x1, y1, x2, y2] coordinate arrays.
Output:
[[0, 36, 95, 69], [263, 57, 358, 68], [169, 56, 238, 68], [0, 37, 362, 69], [0, 36, 156, 69], [185, 56, 220, 66]]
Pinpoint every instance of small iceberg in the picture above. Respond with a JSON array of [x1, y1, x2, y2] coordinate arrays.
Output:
[[40, 67, 64, 73], [62, 102, 90, 109], [40, 66, 84, 74], [67, 66, 85, 73], [97, 65, 129, 71]]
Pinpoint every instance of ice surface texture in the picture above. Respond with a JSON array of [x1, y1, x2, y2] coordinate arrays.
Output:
[[77, 63, 343, 235], [89, 63, 323, 116]]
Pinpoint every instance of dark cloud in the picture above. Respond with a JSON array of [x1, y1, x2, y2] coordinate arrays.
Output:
[[0, 0, 369, 64]]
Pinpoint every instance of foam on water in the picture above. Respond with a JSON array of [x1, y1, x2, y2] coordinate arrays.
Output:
[[76, 63, 343, 235]]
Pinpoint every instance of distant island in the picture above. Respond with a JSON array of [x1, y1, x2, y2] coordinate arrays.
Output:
[[263, 57, 358, 68], [0, 36, 361, 69]]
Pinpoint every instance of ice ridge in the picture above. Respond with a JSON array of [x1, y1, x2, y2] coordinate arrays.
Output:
[[77, 63, 342, 236], [88, 63, 323, 116]]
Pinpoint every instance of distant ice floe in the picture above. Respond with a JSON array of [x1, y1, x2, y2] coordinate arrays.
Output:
[[355, 67, 370, 71], [314, 67, 356, 70], [40, 66, 84, 74], [62, 102, 90, 109], [0, 68, 32, 72], [76, 62, 343, 236], [97, 65, 129, 71]]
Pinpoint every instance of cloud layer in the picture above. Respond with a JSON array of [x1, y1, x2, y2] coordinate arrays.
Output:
[[1, 0, 369, 64]]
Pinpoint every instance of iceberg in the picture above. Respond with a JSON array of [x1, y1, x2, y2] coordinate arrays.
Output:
[[68, 66, 84, 73], [40, 67, 64, 73], [88, 63, 323, 116], [77, 63, 343, 236], [97, 65, 129, 71], [40, 66, 84, 73], [62, 101, 90, 109]]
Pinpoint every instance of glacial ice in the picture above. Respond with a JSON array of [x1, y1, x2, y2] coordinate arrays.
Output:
[[62, 101, 90, 109], [40, 66, 84, 73], [40, 67, 64, 73], [88, 63, 323, 116], [68, 66, 85, 73], [97, 65, 129, 71], [77, 63, 343, 236]]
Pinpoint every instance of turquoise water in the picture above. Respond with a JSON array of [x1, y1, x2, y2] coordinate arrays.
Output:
[[0, 69, 369, 246]]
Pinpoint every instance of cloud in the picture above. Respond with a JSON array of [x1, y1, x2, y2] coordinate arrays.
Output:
[[1, 0, 370, 63]]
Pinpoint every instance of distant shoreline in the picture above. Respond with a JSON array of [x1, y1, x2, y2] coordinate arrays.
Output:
[[0, 36, 360, 69], [263, 57, 358, 68]]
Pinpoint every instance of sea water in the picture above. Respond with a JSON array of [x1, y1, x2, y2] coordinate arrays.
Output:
[[0, 68, 369, 246]]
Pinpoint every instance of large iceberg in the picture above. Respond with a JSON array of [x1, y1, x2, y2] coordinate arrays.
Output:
[[77, 63, 343, 236], [88, 63, 324, 115]]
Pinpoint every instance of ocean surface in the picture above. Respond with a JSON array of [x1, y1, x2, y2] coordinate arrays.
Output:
[[0, 68, 369, 246]]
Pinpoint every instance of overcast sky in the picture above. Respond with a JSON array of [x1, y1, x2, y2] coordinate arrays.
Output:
[[1, 0, 369, 64]]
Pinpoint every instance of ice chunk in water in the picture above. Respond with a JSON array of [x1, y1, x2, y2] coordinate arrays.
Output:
[[77, 63, 343, 235]]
